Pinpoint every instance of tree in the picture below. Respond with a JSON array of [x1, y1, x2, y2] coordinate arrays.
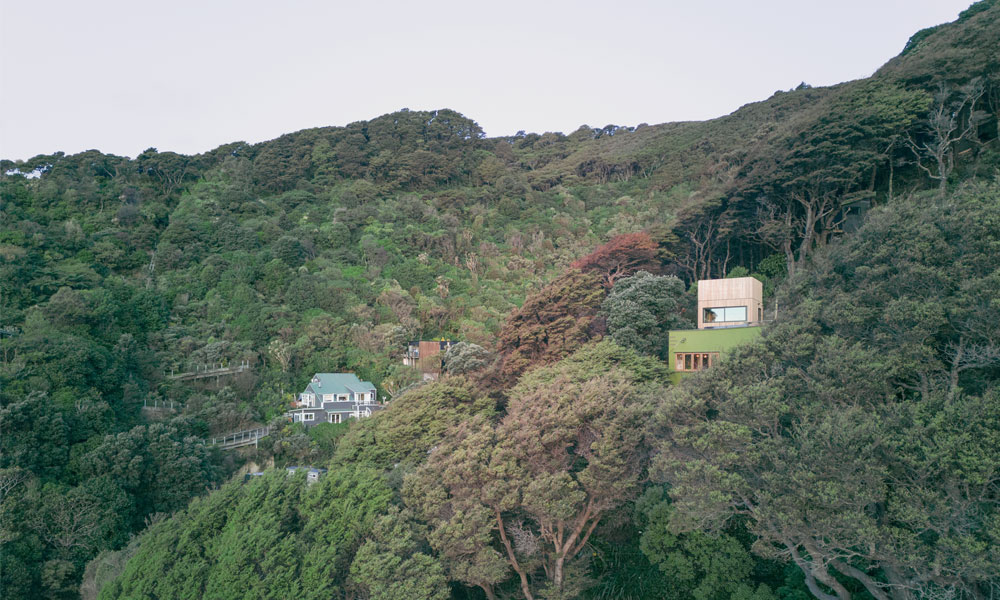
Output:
[[201, 472, 304, 599], [0, 395, 70, 479], [268, 338, 293, 373], [570, 232, 661, 288], [405, 343, 661, 599], [79, 534, 143, 600], [907, 79, 988, 196], [347, 508, 450, 600], [655, 334, 1000, 600], [29, 480, 129, 561], [333, 376, 496, 470], [298, 465, 394, 600], [667, 204, 736, 282], [496, 270, 606, 382], [443, 341, 492, 374], [652, 183, 1000, 600], [603, 271, 692, 358], [745, 80, 932, 276], [638, 488, 776, 600], [101, 466, 395, 600], [80, 424, 221, 528]]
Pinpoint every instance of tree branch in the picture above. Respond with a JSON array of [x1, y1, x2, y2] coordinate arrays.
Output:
[[496, 509, 534, 600]]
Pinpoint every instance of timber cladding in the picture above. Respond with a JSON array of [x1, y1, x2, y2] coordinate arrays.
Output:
[[696, 277, 763, 329]]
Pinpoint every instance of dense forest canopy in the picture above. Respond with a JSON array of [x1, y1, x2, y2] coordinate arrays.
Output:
[[2, 2, 999, 599]]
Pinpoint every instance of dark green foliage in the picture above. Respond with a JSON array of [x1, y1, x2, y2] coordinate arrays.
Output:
[[637, 488, 777, 600], [1, 7, 998, 597], [297, 465, 394, 599], [80, 424, 222, 529], [99, 464, 393, 600], [652, 182, 1000, 599], [347, 508, 449, 600], [1, 395, 71, 479], [603, 271, 691, 358], [334, 376, 496, 470]]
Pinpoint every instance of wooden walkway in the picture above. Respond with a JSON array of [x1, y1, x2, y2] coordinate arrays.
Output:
[[169, 361, 251, 382], [208, 426, 271, 450]]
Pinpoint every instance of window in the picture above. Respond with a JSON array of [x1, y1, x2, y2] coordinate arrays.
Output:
[[703, 306, 747, 323], [675, 352, 720, 372], [338, 394, 348, 402], [300, 393, 315, 406], [330, 413, 342, 424], [303, 413, 315, 421], [323, 394, 334, 402]]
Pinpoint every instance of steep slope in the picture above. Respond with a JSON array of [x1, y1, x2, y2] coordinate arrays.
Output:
[[1, 3, 999, 599]]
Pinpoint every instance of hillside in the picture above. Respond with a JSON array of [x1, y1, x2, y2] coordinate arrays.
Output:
[[1, 2, 999, 599]]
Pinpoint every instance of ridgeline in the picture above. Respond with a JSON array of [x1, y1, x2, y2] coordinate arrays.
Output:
[[2, 2, 999, 599]]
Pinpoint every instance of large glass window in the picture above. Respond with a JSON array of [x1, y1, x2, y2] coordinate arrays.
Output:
[[703, 306, 748, 323], [675, 352, 720, 372]]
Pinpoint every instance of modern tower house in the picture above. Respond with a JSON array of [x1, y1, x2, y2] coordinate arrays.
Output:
[[667, 277, 765, 384]]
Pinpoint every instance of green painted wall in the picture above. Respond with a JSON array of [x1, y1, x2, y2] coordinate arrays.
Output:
[[667, 326, 762, 384]]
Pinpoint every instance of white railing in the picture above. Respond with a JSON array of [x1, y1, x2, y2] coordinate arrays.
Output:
[[169, 361, 251, 381], [209, 426, 270, 449], [143, 399, 179, 410]]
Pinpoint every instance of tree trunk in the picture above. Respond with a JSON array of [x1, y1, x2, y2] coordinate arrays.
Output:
[[881, 565, 913, 600], [888, 159, 894, 201], [553, 555, 565, 590], [480, 583, 498, 600], [496, 510, 534, 600], [786, 540, 852, 600], [783, 236, 795, 279], [831, 560, 890, 600], [936, 152, 948, 197]]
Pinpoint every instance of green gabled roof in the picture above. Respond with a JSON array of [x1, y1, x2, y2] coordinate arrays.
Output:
[[304, 373, 375, 396]]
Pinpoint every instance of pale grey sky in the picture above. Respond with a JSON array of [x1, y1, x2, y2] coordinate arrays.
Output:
[[0, 0, 976, 160]]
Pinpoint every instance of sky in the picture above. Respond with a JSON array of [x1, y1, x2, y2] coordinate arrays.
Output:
[[0, 0, 977, 161]]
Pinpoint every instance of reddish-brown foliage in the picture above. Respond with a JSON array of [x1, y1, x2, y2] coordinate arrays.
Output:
[[570, 232, 661, 288], [494, 270, 606, 383]]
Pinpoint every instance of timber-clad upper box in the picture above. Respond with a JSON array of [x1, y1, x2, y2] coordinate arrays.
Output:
[[697, 277, 763, 329]]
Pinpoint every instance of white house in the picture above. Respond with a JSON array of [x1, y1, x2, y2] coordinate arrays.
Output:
[[285, 373, 382, 426]]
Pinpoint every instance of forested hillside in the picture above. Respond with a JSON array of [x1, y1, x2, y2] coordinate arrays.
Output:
[[2, 2, 999, 599]]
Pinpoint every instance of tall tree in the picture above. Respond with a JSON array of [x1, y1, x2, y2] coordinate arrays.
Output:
[[652, 183, 1000, 600], [405, 342, 662, 599], [495, 270, 606, 382], [603, 271, 692, 358], [570, 232, 661, 288], [907, 79, 988, 196]]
